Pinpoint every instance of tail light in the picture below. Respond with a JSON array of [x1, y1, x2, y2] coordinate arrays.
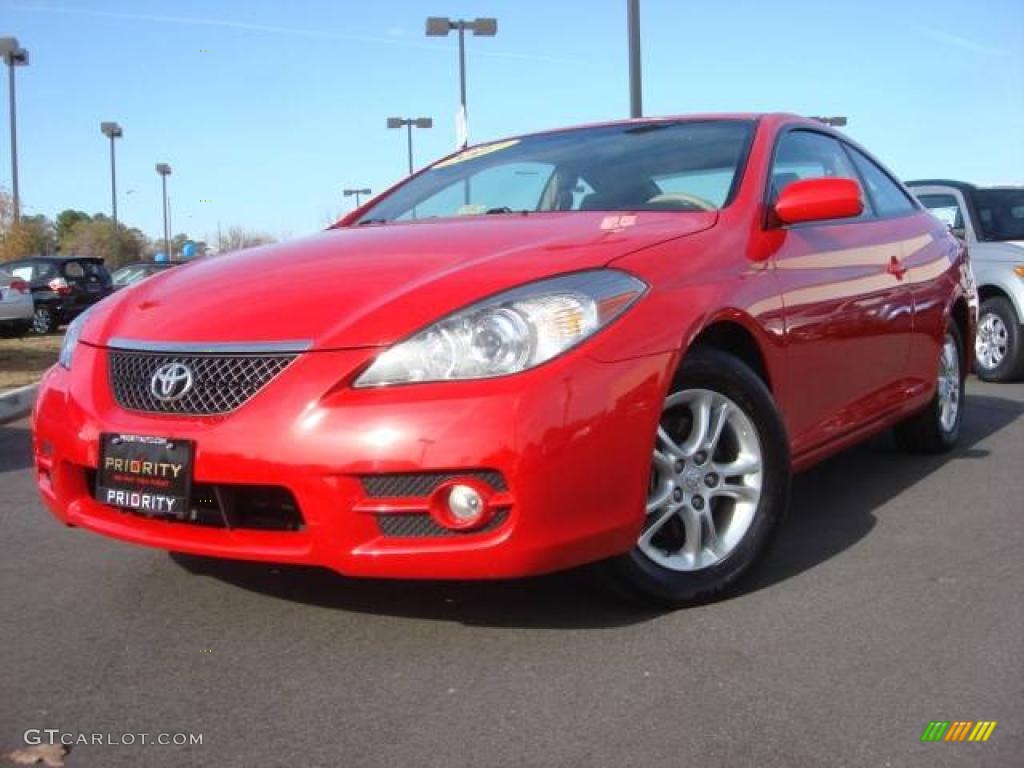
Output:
[[9, 278, 29, 294], [48, 277, 72, 295]]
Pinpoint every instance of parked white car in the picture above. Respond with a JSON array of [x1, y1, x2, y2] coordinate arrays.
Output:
[[908, 180, 1024, 381], [0, 265, 34, 338]]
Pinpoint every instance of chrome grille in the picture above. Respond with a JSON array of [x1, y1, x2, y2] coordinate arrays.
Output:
[[108, 350, 296, 415]]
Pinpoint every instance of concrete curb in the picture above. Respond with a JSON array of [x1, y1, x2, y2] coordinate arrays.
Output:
[[0, 382, 39, 425]]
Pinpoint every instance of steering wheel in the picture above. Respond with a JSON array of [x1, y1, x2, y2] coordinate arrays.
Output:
[[645, 192, 718, 212]]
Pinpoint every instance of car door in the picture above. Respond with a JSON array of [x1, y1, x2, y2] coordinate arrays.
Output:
[[768, 129, 915, 455], [849, 167, 964, 393]]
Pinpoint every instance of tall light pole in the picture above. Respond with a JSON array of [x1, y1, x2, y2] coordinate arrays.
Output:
[[155, 163, 172, 260], [1, 37, 29, 223], [100, 122, 123, 260], [627, 0, 642, 118], [425, 17, 496, 148], [343, 187, 372, 207], [387, 117, 433, 175]]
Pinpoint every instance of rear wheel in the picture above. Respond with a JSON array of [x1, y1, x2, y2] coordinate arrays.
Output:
[[975, 297, 1024, 382], [894, 322, 965, 453], [0, 320, 32, 338], [606, 347, 790, 607], [32, 306, 57, 334]]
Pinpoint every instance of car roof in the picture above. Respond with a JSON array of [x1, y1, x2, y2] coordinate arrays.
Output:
[[447, 112, 825, 150], [906, 179, 1024, 192], [905, 179, 978, 192], [14, 255, 106, 264]]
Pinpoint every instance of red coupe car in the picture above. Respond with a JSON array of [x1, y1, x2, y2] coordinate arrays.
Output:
[[33, 114, 975, 605]]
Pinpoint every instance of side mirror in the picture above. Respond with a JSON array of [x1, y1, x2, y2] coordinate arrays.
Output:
[[773, 177, 864, 225], [949, 225, 966, 241]]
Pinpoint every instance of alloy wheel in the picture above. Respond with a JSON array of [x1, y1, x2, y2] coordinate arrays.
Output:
[[975, 311, 1008, 371], [33, 308, 52, 335], [937, 333, 961, 433], [641, 388, 763, 572]]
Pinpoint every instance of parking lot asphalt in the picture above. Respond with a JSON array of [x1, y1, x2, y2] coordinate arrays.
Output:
[[1, 379, 1022, 768]]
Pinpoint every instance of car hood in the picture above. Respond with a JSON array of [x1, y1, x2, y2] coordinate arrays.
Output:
[[83, 211, 715, 349], [972, 240, 1024, 262]]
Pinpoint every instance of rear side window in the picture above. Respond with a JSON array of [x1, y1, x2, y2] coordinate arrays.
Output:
[[769, 130, 861, 202], [916, 193, 965, 230], [62, 260, 110, 280], [10, 265, 33, 281], [845, 146, 916, 217]]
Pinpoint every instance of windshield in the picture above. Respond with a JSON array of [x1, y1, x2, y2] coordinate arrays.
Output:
[[971, 188, 1024, 241], [356, 120, 755, 225], [112, 266, 150, 286]]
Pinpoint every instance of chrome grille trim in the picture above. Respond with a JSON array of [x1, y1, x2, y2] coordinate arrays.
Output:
[[108, 349, 297, 415], [107, 338, 312, 354]]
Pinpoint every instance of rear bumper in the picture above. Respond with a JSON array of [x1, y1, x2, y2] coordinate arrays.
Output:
[[32, 343, 672, 579]]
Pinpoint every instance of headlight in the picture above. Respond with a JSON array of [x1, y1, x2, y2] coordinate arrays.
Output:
[[58, 307, 92, 369], [355, 270, 646, 387]]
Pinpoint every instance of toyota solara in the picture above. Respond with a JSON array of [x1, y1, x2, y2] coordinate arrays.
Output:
[[32, 114, 976, 605]]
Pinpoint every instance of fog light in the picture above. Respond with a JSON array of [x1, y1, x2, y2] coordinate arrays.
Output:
[[428, 479, 494, 531], [448, 484, 485, 524]]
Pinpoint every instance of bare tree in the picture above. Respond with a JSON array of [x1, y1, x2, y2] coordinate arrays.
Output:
[[215, 227, 276, 255]]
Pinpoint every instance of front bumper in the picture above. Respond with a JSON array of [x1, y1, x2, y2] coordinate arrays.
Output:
[[32, 342, 672, 579]]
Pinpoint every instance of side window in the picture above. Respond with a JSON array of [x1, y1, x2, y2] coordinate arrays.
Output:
[[770, 130, 860, 203], [35, 262, 57, 280], [845, 146, 916, 217], [916, 193, 965, 230], [11, 265, 33, 281]]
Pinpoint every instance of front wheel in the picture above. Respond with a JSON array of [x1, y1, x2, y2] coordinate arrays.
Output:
[[606, 347, 791, 607], [975, 297, 1024, 382]]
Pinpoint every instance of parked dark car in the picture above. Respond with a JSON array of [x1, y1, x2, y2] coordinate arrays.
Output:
[[4, 256, 114, 333], [110, 261, 180, 290]]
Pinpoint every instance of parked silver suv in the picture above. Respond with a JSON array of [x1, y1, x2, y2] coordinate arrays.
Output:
[[908, 180, 1024, 381]]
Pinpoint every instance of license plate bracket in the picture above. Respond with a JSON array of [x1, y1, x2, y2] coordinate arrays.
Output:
[[97, 434, 193, 518]]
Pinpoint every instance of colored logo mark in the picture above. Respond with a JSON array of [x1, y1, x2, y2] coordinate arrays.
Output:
[[921, 721, 997, 742]]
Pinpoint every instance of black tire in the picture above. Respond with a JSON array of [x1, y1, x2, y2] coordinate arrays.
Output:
[[604, 346, 791, 607], [975, 297, 1024, 383], [32, 306, 57, 335], [0, 320, 32, 338], [894, 321, 965, 453]]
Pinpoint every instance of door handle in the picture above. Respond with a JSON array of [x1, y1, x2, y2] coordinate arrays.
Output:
[[887, 255, 906, 280]]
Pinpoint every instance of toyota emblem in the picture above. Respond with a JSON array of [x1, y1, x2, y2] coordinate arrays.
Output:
[[150, 362, 194, 402]]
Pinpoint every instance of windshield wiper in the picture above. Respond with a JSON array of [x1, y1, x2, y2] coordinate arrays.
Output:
[[484, 207, 530, 215]]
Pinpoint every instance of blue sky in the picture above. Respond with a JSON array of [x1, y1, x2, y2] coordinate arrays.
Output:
[[3, 0, 1023, 243]]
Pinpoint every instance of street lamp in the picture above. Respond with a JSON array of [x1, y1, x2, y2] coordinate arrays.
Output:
[[155, 163, 172, 260], [626, 0, 642, 118], [100, 122, 123, 260], [387, 117, 433, 175], [1, 37, 29, 223], [425, 16, 496, 148], [343, 187, 372, 207]]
